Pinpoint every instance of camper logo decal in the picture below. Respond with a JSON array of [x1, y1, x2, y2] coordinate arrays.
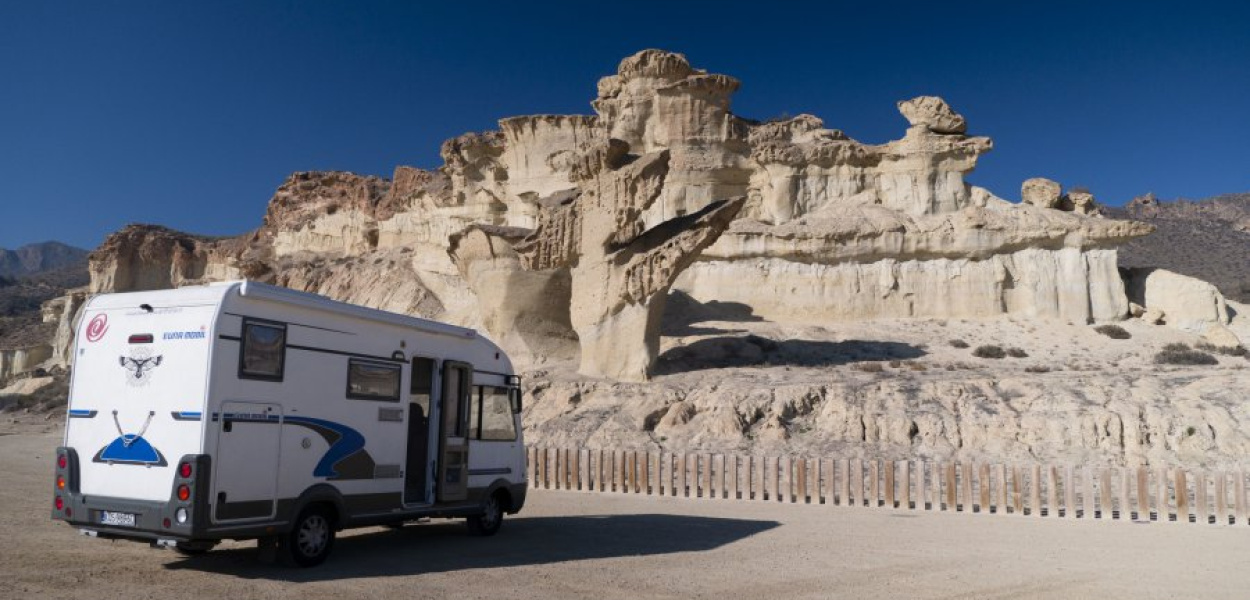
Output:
[[119, 348, 163, 386], [85, 314, 109, 343], [92, 410, 167, 466]]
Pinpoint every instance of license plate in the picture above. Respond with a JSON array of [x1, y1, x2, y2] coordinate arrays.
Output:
[[99, 511, 136, 527]]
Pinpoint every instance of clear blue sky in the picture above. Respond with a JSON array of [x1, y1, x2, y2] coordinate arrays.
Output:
[[2, 1, 1248, 250]]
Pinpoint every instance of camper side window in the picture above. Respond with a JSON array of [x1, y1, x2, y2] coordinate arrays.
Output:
[[239, 321, 286, 381], [346, 359, 402, 402]]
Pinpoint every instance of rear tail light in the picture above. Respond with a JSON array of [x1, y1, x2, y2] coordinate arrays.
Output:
[[163, 518, 172, 528], [54, 496, 63, 510], [177, 485, 190, 502], [56, 476, 65, 490], [179, 462, 193, 478], [57, 455, 67, 469], [175, 508, 189, 524], [128, 334, 154, 344]]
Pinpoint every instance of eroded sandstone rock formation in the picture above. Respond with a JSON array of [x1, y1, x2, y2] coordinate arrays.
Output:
[[55, 49, 1165, 381]]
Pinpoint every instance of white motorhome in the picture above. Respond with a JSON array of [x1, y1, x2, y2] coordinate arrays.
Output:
[[51, 281, 527, 566]]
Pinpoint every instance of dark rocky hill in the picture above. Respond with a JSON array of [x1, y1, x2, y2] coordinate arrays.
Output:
[[0, 248, 90, 350], [1107, 193, 1250, 303], [0, 241, 88, 278]]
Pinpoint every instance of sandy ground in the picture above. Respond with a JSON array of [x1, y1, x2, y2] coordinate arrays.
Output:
[[4, 431, 1250, 599]]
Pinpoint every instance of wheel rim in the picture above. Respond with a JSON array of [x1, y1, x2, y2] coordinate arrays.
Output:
[[481, 496, 500, 529], [297, 514, 329, 557]]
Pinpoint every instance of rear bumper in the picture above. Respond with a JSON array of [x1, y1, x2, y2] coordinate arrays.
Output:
[[54, 493, 199, 543], [51, 449, 214, 543]]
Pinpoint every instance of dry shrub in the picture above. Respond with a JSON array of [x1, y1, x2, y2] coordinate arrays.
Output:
[[949, 339, 969, 349], [973, 345, 1006, 359], [1006, 347, 1028, 358], [1024, 365, 1051, 373], [852, 362, 885, 373], [1196, 342, 1248, 357], [1094, 324, 1131, 339], [1154, 343, 1218, 366]]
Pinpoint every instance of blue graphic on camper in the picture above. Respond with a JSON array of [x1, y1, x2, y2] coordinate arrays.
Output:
[[212, 412, 374, 480], [92, 410, 168, 467]]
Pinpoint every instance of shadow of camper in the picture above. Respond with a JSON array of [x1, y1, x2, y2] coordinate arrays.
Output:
[[164, 513, 779, 581]]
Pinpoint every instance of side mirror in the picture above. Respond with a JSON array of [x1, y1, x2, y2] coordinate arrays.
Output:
[[510, 388, 523, 414]]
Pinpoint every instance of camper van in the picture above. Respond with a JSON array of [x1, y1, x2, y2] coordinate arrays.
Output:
[[51, 281, 526, 566]]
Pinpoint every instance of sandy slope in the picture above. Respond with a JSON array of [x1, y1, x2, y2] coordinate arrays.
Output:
[[4, 430, 1250, 600], [525, 314, 1250, 469]]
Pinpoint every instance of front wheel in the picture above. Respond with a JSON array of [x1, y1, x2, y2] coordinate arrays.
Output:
[[467, 492, 504, 537], [281, 506, 336, 567]]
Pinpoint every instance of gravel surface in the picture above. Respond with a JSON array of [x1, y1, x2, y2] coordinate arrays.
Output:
[[4, 430, 1249, 599]]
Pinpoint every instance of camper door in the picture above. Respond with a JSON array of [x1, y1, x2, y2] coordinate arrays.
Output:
[[437, 361, 471, 502]]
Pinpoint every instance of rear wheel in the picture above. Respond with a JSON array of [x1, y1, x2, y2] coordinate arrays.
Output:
[[466, 492, 505, 537], [280, 506, 336, 567]]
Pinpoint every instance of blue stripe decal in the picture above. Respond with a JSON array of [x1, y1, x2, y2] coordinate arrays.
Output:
[[283, 416, 366, 478], [211, 412, 368, 480], [171, 411, 203, 421], [68, 409, 97, 418]]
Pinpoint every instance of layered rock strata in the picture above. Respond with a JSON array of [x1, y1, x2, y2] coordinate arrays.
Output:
[[62, 49, 1160, 379]]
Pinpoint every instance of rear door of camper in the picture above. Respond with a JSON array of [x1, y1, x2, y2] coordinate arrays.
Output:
[[65, 302, 214, 507]]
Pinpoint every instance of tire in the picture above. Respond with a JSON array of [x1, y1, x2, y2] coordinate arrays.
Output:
[[280, 506, 336, 567], [466, 492, 505, 537], [174, 542, 214, 556]]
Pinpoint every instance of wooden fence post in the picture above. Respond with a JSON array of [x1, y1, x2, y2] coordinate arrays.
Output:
[[1136, 467, 1149, 521], [978, 464, 990, 513], [1236, 471, 1247, 526], [944, 463, 956, 511], [869, 460, 880, 508], [798, 458, 809, 504], [1079, 467, 1091, 518], [1125, 467, 1135, 517], [1156, 467, 1169, 523], [996, 464, 1008, 514], [1064, 466, 1076, 518], [1176, 470, 1189, 523], [1030, 465, 1042, 517], [960, 463, 973, 512], [930, 462, 940, 507], [1047, 466, 1059, 517], [1012, 466, 1023, 515], [900, 461, 911, 509], [884, 461, 895, 508], [1216, 471, 1228, 525], [1197, 471, 1209, 525], [851, 459, 864, 507], [841, 459, 852, 507]]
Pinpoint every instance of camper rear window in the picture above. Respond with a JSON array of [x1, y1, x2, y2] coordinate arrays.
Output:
[[347, 359, 401, 402], [240, 321, 286, 381]]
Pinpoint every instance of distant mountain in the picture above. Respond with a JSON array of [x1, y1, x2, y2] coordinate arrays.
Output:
[[1106, 192, 1250, 303], [0, 242, 90, 350], [0, 241, 89, 278]]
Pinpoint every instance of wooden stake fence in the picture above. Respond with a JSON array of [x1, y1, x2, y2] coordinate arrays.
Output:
[[525, 446, 1249, 526]]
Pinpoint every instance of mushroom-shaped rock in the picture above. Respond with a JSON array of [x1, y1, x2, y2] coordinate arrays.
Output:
[[1065, 190, 1098, 215], [1021, 178, 1063, 209], [897, 96, 967, 135]]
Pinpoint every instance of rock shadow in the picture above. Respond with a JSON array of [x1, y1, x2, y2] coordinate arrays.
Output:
[[655, 335, 926, 374], [661, 290, 765, 336], [164, 513, 778, 582]]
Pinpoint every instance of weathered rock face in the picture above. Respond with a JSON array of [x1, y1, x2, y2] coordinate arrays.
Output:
[[88, 225, 242, 294], [451, 141, 745, 380], [1123, 267, 1230, 333], [70, 48, 1157, 378]]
